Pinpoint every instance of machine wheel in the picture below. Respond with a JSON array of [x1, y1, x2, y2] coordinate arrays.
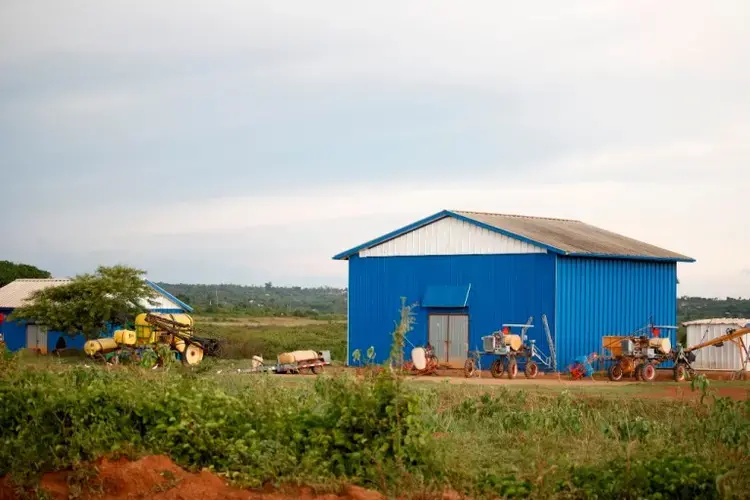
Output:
[[673, 364, 687, 382], [634, 363, 643, 381], [641, 362, 656, 382], [182, 343, 204, 366], [311, 364, 324, 375], [608, 363, 624, 381], [463, 358, 476, 378], [490, 359, 505, 378], [507, 359, 518, 379], [524, 361, 539, 379]]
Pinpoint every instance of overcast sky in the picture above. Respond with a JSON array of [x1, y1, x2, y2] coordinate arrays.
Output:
[[1, 1, 748, 297]]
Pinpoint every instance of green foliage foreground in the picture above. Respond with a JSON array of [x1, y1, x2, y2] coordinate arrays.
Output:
[[0, 361, 749, 499]]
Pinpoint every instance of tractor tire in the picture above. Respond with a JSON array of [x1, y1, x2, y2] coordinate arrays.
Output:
[[608, 363, 624, 381], [635, 363, 643, 381], [641, 362, 656, 382], [182, 344, 204, 366], [490, 359, 505, 378], [524, 360, 539, 379], [507, 358, 518, 379], [311, 364, 324, 375], [463, 358, 476, 378], [673, 364, 687, 382]]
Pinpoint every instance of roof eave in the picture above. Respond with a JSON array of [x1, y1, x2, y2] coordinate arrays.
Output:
[[563, 252, 696, 263], [145, 280, 194, 312]]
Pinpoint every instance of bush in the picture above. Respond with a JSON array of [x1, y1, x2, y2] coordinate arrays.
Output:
[[0, 366, 433, 490], [557, 455, 724, 499]]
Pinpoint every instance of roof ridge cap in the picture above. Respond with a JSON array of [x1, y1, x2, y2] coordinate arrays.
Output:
[[450, 209, 581, 223]]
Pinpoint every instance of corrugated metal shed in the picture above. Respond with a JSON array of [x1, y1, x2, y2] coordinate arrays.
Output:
[[334, 210, 694, 262], [336, 209, 692, 370], [0, 279, 72, 308], [683, 318, 750, 372]]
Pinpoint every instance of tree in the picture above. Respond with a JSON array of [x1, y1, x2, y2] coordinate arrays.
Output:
[[0, 260, 51, 288], [10, 265, 158, 339]]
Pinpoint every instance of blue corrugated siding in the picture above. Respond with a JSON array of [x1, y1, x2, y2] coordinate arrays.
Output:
[[0, 307, 123, 353], [347, 253, 556, 366], [555, 256, 677, 371], [0, 309, 27, 351], [47, 331, 87, 351]]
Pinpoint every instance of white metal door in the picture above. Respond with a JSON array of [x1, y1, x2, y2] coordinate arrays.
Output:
[[25, 325, 48, 353], [38, 327, 48, 353], [26, 325, 40, 350]]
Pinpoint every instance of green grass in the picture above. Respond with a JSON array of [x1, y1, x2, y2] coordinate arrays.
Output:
[[195, 320, 347, 363], [2, 347, 749, 499]]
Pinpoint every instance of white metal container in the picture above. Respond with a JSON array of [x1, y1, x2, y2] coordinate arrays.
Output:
[[683, 318, 750, 372]]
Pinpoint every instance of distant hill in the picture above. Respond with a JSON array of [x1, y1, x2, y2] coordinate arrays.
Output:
[[678, 296, 750, 323], [157, 282, 347, 317]]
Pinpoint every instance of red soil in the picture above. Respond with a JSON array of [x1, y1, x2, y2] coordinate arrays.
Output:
[[1, 456, 388, 500]]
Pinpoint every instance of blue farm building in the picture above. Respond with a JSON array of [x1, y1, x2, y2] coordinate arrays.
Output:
[[333, 210, 694, 371], [0, 278, 192, 354]]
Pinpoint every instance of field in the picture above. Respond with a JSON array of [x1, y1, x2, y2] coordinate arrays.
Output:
[[1, 317, 750, 499]]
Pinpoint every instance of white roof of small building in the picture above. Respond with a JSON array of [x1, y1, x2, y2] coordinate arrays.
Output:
[[0, 278, 191, 312], [682, 318, 750, 327], [0, 279, 72, 308]]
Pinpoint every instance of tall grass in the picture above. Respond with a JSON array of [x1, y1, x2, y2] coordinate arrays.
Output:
[[1, 323, 749, 499], [196, 321, 347, 362]]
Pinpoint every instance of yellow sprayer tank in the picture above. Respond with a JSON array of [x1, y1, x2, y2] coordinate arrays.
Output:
[[134, 313, 193, 344], [84, 337, 119, 357], [113, 329, 137, 346]]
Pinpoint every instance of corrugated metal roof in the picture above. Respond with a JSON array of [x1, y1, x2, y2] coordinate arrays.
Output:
[[333, 209, 695, 262], [0, 279, 72, 308], [0, 278, 193, 312], [452, 211, 693, 261]]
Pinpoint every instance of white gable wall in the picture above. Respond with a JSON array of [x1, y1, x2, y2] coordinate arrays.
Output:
[[359, 216, 546, 257]]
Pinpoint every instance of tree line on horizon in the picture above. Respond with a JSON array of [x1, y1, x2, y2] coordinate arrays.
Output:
[[2, 260, 749, 320]]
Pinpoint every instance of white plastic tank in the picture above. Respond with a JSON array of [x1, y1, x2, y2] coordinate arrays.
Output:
[[411, 347, 427, 370]]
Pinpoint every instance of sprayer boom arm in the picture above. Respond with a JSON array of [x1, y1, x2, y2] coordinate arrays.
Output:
[[685, 327, 750, 353]]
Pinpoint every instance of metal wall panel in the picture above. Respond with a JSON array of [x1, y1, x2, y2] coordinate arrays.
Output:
[[347, 253, 556, 366], [555, 256, 678, 370], [360, 216, 546, 257], [0, 312, 27, 351], [448, 315, 469, 365], [686, 322, 750, 371]]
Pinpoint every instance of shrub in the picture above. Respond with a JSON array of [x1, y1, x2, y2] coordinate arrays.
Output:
[[557, 455, 725, 499]]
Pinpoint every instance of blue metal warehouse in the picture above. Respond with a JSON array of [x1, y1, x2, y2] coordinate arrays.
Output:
[[0, 278, 192, 354], [333, 210, 694, 371]]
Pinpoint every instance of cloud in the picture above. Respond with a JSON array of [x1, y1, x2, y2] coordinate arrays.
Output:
[[0, 0, 748, 296]]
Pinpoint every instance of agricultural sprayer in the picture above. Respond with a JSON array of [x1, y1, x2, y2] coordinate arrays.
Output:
[[602, 321, 750, 382], [84, 312, 224, 366], [463, 315, 556, 379]]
